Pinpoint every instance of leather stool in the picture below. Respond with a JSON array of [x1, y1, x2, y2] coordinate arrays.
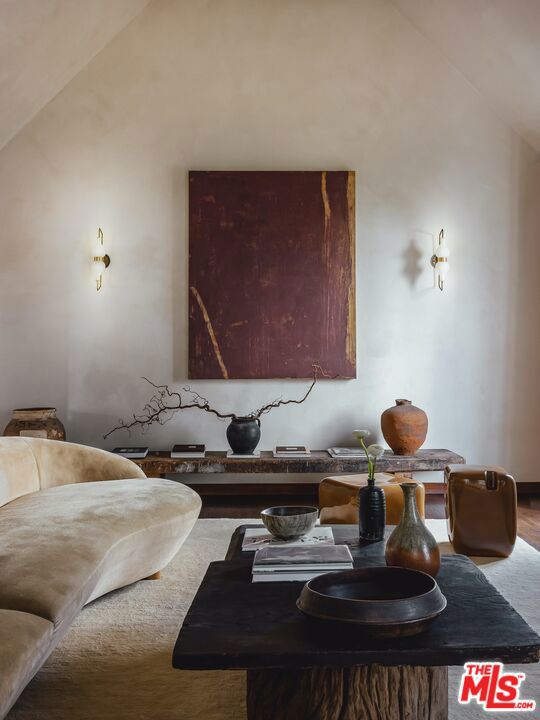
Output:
[[319, 473, 425, 525]]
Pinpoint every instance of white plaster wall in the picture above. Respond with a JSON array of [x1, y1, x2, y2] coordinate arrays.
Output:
[[0, 0, 539, 481], [0, 0, 151, 150]]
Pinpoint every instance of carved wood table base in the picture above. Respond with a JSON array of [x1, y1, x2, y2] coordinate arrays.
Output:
[[246, 665, 448, 720]]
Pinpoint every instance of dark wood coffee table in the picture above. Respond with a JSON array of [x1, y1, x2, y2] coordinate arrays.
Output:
[[172, 525, 540, 720]]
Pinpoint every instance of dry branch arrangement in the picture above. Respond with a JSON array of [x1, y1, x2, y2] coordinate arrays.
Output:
[[104, 363, 328, 438]]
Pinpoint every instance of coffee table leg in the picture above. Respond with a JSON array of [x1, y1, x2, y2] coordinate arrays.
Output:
[[247, 665, 448, 720]]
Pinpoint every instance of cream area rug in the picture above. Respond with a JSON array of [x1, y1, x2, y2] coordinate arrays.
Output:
[[7, 519, 540, 720]]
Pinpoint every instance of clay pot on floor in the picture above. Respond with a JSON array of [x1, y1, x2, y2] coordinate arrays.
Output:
[[3, 408, 66, 440], [381, 399, 427, 456]]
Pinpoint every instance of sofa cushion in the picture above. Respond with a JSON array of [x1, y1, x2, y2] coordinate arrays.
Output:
[[0, 478, 201, 632], [0, 437, 146, 509], [0, 440, 40, 509], [26, 438, 147, 489], [0, 610, 53, 717]]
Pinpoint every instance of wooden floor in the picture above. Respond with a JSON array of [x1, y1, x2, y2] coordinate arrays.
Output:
[[516, 494, 540, 550], [200, 492, 540, 551]]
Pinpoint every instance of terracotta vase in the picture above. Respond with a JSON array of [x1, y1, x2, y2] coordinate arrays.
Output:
[[385, 482, 440, 577], [3, 408, 66, 440], [381, 399, 428, 455]]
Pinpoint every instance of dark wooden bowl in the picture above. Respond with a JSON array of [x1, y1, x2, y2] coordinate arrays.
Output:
[[297, 566, 446, 638]]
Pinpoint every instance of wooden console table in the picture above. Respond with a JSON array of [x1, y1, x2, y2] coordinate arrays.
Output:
[[134, 449, 464, 476], [134, 449, 464, 497]]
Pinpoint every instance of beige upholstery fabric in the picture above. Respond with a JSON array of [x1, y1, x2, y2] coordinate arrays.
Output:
[[0, 478, 201, 630], [0, 440, 40, 508], [0, 611, 53, 718], [0, 438, 201, 719], [0, 437, 146, 508], [28, 439, 147, 490]]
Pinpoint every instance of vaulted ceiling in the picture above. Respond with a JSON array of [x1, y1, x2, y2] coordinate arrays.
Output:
[[0, 0, 150, 150], [392, 0, 540, 152], [0, 0, 539, 153]]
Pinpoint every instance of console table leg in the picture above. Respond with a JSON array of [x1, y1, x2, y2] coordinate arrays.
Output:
[[246, 665, 448, 720]]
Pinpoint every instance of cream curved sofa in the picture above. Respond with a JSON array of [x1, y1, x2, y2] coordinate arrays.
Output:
[[0, 437, 201, 719]]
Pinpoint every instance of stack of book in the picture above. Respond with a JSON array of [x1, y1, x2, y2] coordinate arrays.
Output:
[[171, 444, 206, 458], [252, 544, 353, 583], [273, 445, 311, 458], [327, 447, 365, 459], [242, 526, 334, 551], [112, 447, 149, 459]]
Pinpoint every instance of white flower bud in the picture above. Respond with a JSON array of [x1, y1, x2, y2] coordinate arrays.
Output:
[[366, 444, 385, 459]]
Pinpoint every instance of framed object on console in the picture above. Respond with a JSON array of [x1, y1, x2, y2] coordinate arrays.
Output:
[[188, 170, 356, 379]]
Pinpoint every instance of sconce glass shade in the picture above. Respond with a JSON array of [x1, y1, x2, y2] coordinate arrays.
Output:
[[93, 245, 104, 264], [436, 259, 449, 278], [92, 228, 109, 291], [437, 241, 449, 260], [93, 256, 106, 272], [432, 229, 449, 291], [93, 258, 105, 289], [93, 228, 105, 254]]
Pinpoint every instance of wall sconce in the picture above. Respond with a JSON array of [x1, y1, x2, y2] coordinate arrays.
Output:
[[430, 229, 449, 291], [93, 228, 111, 291]]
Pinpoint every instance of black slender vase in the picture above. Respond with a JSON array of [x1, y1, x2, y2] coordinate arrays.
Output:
[[358, 478, 386, 543]]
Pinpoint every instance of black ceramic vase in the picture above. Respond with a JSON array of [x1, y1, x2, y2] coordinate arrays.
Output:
[[226, 417, 261, 455], [358, 478, 386, 543]]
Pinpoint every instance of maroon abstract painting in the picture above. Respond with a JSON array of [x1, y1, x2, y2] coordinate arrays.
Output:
[[188, 171, 356, 379]]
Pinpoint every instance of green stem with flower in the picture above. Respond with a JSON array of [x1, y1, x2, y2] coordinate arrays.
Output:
[[353, 430, 385, 483]]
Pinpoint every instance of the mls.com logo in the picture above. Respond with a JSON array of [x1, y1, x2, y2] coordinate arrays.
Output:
[[458, 662, 536, 712]]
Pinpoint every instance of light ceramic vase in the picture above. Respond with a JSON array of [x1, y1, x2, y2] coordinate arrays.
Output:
[[385, 481, 440, 577]]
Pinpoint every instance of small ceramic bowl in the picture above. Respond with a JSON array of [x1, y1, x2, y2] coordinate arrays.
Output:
[[261, 506, 318, 540]]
